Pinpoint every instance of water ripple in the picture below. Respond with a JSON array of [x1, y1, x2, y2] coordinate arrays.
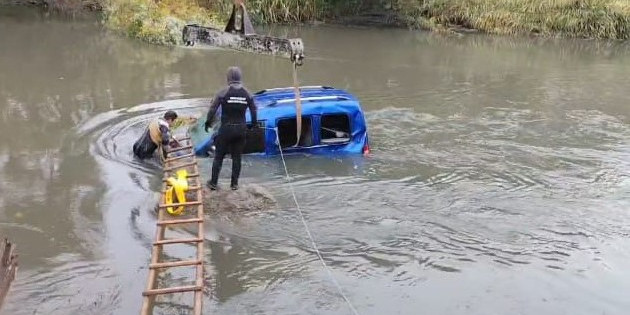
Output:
[[4, 256, 119, 315]]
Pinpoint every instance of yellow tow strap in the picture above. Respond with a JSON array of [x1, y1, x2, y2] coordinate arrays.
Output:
[[164, 169, 189, 216], [292, 61, 302, 147]]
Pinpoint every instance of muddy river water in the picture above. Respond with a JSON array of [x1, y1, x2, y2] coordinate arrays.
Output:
[[1, 6, 629, 315]]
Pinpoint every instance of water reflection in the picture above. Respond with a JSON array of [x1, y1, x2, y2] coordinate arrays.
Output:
[[1, 5, 630, 315]]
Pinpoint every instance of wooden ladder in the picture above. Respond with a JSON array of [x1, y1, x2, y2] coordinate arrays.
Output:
[[141, 137, 205, 315]]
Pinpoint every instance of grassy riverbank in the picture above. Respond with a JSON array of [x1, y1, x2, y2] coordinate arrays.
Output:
[[7, 0, 630, 42], [222, 0, 630, 40], [102, 0, 221, 45], [400, 0, 630, 40]]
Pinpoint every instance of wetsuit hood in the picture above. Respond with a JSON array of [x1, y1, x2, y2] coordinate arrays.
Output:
[[227, 66, 242, 85]]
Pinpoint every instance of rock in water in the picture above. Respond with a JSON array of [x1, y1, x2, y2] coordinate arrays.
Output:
[[203, 184, 277, 212]]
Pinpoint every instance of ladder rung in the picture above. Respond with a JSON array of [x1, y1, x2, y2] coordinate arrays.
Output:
[[157, 218, 203, 226], [150, 259, 202, 269], [142, 285, 203, 296], [164, 161, 197, 172], [158, 201, 201, 208], [154, 238, 203, 245], [163, 173, 200, 181], [167, 145, 193, 154], [165, 153, 195, 163], [161, 186, 201, 193]]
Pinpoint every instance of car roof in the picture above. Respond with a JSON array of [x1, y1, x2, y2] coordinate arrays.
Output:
[[253, 86, 359, 109]]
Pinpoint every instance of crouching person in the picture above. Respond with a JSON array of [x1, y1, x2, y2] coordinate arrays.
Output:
[[133, 110, 178, 161]]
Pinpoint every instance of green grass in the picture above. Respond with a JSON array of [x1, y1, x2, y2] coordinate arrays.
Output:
[[27, 0, 630, 42], [191, 0, 340, 24], [395, 0, 630, 39], [240, 0, 330, 23], [239, 0, 364, 23], [99, 0, 360, 44], [102, 0, 221, 45], [226, 0, 630, 39]]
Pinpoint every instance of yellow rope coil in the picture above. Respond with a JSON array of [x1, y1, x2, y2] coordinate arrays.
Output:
[[165, 169, 189, 216]]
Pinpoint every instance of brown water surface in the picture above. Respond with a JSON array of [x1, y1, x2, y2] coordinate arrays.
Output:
[[1, 6, 629, 315]]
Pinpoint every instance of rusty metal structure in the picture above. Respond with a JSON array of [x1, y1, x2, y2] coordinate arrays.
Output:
[[141, 137, 205, 315], [182, 2, 305, 64], [0, 239, 17, 310]]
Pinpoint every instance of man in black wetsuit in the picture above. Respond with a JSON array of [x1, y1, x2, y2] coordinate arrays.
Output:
[[204, 66, 257, 190], [133, 110, 178, 160]]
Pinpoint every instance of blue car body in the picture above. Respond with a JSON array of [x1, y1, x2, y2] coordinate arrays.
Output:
[[193, 86, 370, 157]]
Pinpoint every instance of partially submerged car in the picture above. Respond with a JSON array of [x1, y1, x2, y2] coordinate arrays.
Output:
[[193, 86, 370, 156]]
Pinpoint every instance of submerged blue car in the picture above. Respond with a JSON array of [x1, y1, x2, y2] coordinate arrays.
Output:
[[193, 85, 370, 156]]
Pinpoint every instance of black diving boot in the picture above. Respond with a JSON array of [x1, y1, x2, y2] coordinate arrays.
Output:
[[207, 180, 217, 191]]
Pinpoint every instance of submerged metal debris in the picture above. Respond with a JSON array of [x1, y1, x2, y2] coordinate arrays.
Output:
[[182, 2, 305, 62]]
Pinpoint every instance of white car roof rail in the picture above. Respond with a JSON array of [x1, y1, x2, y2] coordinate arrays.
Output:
[[255, 86, 333, 94], [266, 95, 350, 106]]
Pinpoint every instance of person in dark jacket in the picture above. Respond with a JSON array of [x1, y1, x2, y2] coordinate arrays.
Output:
[[204, 66, 257, 190], [133, 110, 178, 160]]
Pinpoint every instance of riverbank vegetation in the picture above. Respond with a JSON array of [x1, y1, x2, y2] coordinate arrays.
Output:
[[102, 0, 221, 45], [399, 0, 630, 40], [213, 0, 630, 40], [6, 0, 630, 42]]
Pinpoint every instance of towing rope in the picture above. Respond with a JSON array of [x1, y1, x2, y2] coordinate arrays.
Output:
[[292, 62, 302, 147], [269, 127, 360, 315]]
